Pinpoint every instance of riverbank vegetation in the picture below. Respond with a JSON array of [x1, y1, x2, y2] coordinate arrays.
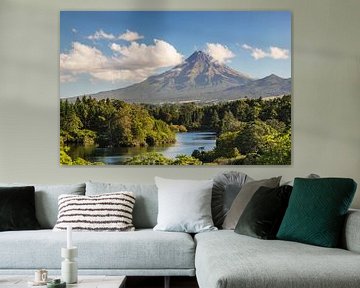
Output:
[[61, 98, 176, 147], [144, 95, 291, 165], [60, 95, 291, 165], [60, 137, 104, 165], [124, 152, 202, 165]]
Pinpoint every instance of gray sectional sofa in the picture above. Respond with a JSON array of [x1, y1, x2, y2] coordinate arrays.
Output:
[[0, 181, 360, 288]]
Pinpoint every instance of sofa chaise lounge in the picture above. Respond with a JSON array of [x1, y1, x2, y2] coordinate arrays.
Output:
[[0, 181, 359, 288]]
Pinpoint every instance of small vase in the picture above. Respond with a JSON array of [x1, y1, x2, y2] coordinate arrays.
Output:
[[61, 247, 78, 284]]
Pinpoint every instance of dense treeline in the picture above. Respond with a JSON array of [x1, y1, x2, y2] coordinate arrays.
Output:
[[61, 97, 176, 147], [144, 96, 291, 133], [142, 96, 292, 165], [60, 97, 176, 164], [60, 95, 291, 165], [192, 119, 291, 165]]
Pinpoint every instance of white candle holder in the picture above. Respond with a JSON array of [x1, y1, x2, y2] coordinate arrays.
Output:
[[61, 247, 78, 284]]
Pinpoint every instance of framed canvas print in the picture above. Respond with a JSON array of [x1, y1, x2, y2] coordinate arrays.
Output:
[[60, 11, 291, 166]]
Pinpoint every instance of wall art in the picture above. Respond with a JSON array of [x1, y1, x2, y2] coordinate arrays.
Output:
[[60, 11, 291, 165]]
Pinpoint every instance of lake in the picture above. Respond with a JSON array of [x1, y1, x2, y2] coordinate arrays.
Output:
[[68, 131, 216, 165]]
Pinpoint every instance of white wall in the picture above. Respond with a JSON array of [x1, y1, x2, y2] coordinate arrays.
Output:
[[0, 0, 359, 208]]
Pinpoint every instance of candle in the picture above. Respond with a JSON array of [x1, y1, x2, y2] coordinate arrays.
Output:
[[67, 225, 72, 249]]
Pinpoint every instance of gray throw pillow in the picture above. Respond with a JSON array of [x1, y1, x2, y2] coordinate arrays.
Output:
[[212, 171, 252, 228], [0, 183, 85, 228], [153, 177, 217, 233], [222, 177, 281, 230], [283, 173, 320, 186]]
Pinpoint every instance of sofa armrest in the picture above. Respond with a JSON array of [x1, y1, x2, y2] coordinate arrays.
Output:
[[342, 209, 360, 253]]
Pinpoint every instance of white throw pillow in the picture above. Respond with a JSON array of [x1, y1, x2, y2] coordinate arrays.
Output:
[[53, 192, 135, 232], [153, 177, 217, 233]]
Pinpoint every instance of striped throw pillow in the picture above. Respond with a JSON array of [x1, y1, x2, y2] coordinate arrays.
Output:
[[53, 192, 136, 231]]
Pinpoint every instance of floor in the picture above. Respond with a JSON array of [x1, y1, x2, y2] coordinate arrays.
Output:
[[126, 276, 199, 288]]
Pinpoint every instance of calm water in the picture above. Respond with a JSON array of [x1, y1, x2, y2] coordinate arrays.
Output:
[[68, 131, 216, 165]]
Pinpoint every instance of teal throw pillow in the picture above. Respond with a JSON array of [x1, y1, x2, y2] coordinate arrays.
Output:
[[277, 178, 357, 247]]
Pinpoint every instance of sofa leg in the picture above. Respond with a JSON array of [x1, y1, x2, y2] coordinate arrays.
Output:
[[164, 276, 170, 288]]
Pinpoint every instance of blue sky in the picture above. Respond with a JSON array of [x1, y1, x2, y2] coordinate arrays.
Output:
[[60, 11, 291, 98]]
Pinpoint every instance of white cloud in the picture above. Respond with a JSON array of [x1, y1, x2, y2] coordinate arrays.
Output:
[[241, 44, 251, 50], [251, 47, 267, 60], [60, 74, 77, 83], [60, 42, 122, 82], [118, 30, 144, 42], [60, 42, 109, 72], [110, 39, 183, 70], [87, 29, 116, 40], [269, 46, 289, 59], [60, 39, 183, 83], [242, 44, 289, 60], [89, 69, 154, 82], [72, 28, 77, 34], [205, 43, 235, 63]]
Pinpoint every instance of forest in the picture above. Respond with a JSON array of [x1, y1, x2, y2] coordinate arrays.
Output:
[[60, 95, 291, 165]]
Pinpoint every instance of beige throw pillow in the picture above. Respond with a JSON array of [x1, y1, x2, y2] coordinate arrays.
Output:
[[222, 177, 281, 230]]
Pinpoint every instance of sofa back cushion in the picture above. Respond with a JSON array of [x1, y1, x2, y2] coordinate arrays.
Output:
[[342, 209, 360, 253], [86, 181, 158, 229], [0, 183, 86, 228]]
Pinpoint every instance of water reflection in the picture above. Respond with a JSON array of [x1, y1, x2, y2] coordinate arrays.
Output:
[[68, 131, 216, 165]]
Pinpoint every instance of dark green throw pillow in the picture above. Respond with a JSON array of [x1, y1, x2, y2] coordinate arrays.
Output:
[[0, 186, 41, 231], [235, 185, 293, 239], [277, 178, 357, 247]]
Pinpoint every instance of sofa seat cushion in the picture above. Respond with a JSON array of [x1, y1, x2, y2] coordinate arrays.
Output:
[[0, 229, 195, 270], [195, 230, 360, 288]]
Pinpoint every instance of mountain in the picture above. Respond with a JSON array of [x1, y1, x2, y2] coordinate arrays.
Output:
[[224, 74, 291, 98], [71, 51, 291, 104], [153, 50, 252, 89]]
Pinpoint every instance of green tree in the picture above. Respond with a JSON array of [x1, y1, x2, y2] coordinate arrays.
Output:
[[125, 152, 173, 165], [219, 111, 245, 133], [125, 152, 202, 165], [252, 130, 291, 165], [60, 100, 83, 133], [172, 155, 202, 165], [60, 136, 103, 166], [277, 95, 291, 127], [233, 121, 274, 155]]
